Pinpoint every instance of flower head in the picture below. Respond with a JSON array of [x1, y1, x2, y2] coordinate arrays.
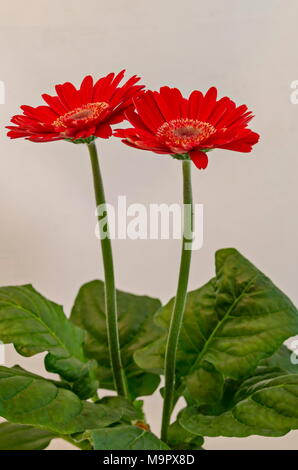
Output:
[[7, 71, 144, 143], [115, 86, 259, 169]]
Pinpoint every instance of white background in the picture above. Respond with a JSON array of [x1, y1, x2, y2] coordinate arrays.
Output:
[[0, 0, 298, 449]]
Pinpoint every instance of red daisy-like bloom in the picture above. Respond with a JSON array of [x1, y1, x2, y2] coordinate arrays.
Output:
[[7, 71, 144, 143], [115, 87, 259, 169]]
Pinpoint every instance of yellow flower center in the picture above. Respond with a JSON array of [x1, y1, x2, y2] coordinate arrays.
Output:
[[52, 102, 109, 128], [157, 118, 216, 150]]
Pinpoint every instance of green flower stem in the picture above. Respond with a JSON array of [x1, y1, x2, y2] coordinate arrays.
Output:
[[87, 141, 128, 398], [161, 159, 193, 443]]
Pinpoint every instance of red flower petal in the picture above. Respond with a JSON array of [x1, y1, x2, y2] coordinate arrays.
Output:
[[189, 150, 209, 170], [218, 130, 260, 152], [55, 82, 81, 109], [198, 87, 218, 121], [124, 107, 152, 134], [134, 91, 165, 132], [188, 90, 203, 118], [21, 105, 57, 123], [152, 91, 173, 121], [79, 75, 93, 104], [94, 123, 113, 139], [93, 73, 115, 101], [42, 94, 67, 114], [159, 87, 184, 119]]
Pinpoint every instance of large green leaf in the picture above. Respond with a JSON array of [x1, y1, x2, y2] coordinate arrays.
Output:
[[70, 280, 162, 398], [183, 361, 223, 410], [0, 422, 55, 450], [135, 249, 298, 403], [0, 285, 98, 398], [0, 366, 121, 434], [180, 366, 298, 437], [88, 425, 169, 450]]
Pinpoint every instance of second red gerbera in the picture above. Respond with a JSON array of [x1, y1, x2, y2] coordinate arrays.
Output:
[[115, 86, 259, 169], [7, 70, 144, 143]]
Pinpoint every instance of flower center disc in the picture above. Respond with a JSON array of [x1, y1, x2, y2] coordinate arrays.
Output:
[[53, 102, 109, 129], [157, 118, 216, 151]]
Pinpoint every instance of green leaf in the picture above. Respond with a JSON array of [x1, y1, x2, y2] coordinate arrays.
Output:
[[98, 396, 139, 422], [260, 344, 298, 374], [179, 407, 271, 438], [0, 422, 55, 450], [88, 425, 169, 450], [180, 366, 298, 437], [135, 249, 298, 404], [0, 366, 121, 434], [184, 361, 224, 411], [167, 420, 204, 450], [70, 280, 162, 398], [0, 284, 98, 398]]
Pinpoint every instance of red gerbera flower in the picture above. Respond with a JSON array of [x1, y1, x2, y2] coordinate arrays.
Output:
[[115, 87, 259, 169], [7, 71, 144, 143]]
